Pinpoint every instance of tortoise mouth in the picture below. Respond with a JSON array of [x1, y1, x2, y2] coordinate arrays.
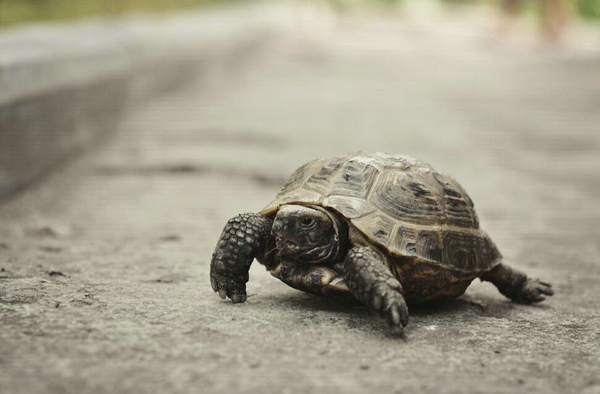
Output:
[[275, 237, 309, 257]]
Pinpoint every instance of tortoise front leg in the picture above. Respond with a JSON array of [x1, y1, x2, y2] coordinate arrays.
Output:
[[342, 246, 409, 331], [481, 263, 554, 304], [210, 213, 274, 303]]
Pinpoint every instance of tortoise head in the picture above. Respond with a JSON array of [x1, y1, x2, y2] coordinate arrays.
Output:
[[272, 205, 346, 263]]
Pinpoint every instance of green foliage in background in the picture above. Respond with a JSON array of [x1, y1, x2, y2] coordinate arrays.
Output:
[[0, 0, 243, 27], [441, 0, 600, 19], [2, 0, 600, 26], [578, 0, 600, 18]]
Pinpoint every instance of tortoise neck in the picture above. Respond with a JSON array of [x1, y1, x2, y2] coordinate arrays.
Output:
[[310, 206, 348, 262]]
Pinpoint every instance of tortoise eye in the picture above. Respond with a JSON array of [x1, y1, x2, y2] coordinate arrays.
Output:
[[301, 217, 315, 228]]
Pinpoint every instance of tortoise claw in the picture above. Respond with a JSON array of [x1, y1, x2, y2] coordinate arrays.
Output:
[[371, 282, 409, 329], [210, 272, 248, 303], [513, 278, 554, 304], [383, 293, 409, 328]]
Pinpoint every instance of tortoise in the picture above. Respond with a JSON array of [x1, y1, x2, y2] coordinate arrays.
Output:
[[210, 152, 553, 332]]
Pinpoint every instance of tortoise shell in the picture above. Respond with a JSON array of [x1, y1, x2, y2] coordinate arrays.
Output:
[[260, 152, 502, 274]]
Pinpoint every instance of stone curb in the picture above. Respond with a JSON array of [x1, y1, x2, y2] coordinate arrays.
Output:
[[0, 2, 300, 199]]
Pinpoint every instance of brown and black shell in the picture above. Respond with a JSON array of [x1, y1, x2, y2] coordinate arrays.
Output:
[[260, 152, 502, 281]]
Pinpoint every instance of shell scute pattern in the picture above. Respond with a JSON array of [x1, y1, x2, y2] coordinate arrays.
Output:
[[369, 171, 444, 227], [329, 158, 380, 200], [278, 158, 326, 195], [390, 225, 444, 262], [432, 172, 479, 229], [351, 211, 397, 248], [439, 229, 501, 271], [261, 158, 326, 214], [323, 196, 374, 219], [303, 156, 347, 196], [260, 152, 501, 272], [371, 152, 421, 170], [392, 225, 420, 256]]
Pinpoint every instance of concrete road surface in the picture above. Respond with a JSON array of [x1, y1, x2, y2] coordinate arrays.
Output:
[[2, 9, 600, 394]]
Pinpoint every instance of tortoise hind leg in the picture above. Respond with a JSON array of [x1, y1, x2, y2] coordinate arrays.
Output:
[[342, 246, 409, 331], [481, 263, 554, 304]]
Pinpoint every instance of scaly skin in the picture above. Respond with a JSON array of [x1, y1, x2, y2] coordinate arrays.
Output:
[[481, 263, 554, 304], [210, 213, 273, 303], [343, 246, 409, 331], [210, 210, 553, 332]]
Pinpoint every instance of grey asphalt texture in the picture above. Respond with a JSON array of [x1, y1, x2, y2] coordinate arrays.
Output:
[[2, 9, 600, 394]]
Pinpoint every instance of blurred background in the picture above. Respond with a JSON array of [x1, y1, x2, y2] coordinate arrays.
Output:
[[1, 1, 600, 394], [0, 0, 599, 22], [2, 0, 600, 38], [2, 0, 600, 33]]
